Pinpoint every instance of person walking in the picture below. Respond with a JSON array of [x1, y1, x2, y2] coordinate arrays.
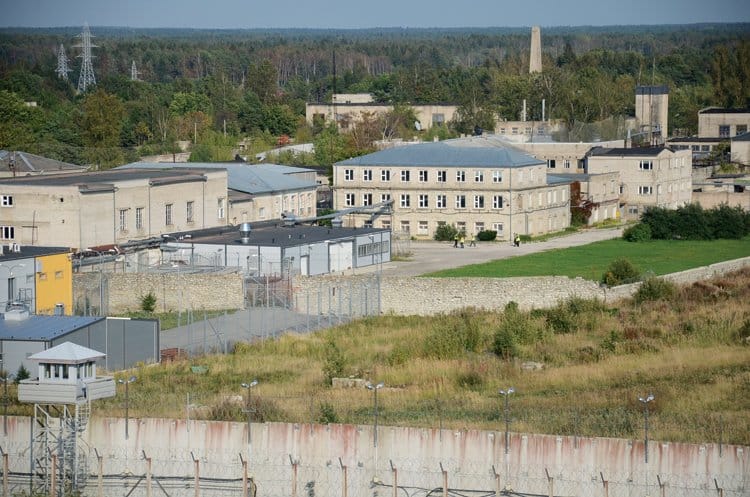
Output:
[[459, 234, 465, 248], [453, 233, 459, 248], [514, 233, 521, 247], [469, 234, 477, 247]]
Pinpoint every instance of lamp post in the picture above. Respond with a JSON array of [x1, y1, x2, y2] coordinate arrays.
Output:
[[366, 382, 384, 447], [1, 372, 13, 436], [118, 376, 137, 440], [500, 387, 515, 490], [638, 393, 655, 463], [241, 380, 259, 445]]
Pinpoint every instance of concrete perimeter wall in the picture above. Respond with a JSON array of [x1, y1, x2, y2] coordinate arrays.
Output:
[[1, 416, 747, 496], [293, 256, 750, 315]]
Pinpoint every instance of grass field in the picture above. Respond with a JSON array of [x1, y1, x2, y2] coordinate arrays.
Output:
[[5, 267, 736, 446], [426, 237, 750, 280]]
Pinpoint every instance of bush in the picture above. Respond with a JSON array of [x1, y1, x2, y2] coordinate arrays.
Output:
[[477, 230, 497, 241], [641, 204, 750, 240], [601, 258, 641, 286], [322, 338, 345, 385], [634, 277, 676, 304], [318, 402, 340, 424], [140, 292, 156, 313], [492, 328, 518, 360], [15, 364, 30, 383], [423, 310, 482, 359], [434, 223, 459, 242], [623, 222, 652, 242]]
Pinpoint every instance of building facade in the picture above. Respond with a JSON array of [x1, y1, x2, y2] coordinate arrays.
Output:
[[0, 168, 229, 250], [698, 108, 750, 139], [0, 246, 72, 315], [334, 138, 571, 240], [586, 147, 692, 220], [635, 86, 669, 143]]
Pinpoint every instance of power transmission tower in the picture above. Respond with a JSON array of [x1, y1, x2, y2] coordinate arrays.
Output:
[[130, 60, 140, 81], [55, 44, 71, 80], [75, 23, 97, 93]]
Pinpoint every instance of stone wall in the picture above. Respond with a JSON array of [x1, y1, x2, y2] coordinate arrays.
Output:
[[293, 256, 750, 316], [74, 271, 245, 314]]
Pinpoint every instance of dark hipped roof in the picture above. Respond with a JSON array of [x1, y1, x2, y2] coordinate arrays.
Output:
[[0, 315, 103, 341], [337, 139, 543, 168]]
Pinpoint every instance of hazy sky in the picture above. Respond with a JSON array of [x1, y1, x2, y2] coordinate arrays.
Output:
[[2, 0, 749, 29]]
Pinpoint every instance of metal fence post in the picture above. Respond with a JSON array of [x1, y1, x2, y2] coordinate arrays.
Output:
[[657, 474, 666, 497], [600, 472, 609, 497], [240, 453, 248, 497], [714, 478, 724, 497], [390, 459, 397, 497], [339, 457, 348, 497], [191, 451, 200, 497], [95, 448, 103, 497], [143, 450, 152, 497], [50, 453, 57, 497], [290, 455, 298, 497], [1, 447, 8, 497], [440, 462, 448, 497], [545, 468, 553, 497]]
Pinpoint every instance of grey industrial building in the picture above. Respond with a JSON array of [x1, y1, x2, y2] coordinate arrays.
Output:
[[0, 314, 159, 374]]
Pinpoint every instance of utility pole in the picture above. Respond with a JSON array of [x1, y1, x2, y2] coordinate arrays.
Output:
[[55, 44, 71, 80]]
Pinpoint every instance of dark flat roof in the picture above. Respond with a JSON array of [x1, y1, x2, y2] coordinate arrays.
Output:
[[699, 108, 750, 114], [0, 246, 70, 262], [169, 224, 388, 248], [0, 315, 103, 341], [589, 146, 667, 157], [669, 137, 723, 143], [0, 168, 213, 188], [636, 85, 669, 95]]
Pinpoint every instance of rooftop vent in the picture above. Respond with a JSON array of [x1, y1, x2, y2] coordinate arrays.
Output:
[[239, 222, 252, 244]]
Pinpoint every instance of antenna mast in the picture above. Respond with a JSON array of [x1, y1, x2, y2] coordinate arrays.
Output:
[[55, 44, 71, 80], [75, 23, 97, 93]]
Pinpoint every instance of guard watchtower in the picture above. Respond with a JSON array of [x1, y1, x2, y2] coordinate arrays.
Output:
[[18, 342, 115, 495]]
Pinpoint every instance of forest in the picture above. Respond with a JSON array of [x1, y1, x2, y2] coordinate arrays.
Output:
[[0, 23, 748, 169]]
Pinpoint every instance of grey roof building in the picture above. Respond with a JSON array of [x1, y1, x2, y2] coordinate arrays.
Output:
[[0, 150, 88, 178], [334, 138, 571, 241]]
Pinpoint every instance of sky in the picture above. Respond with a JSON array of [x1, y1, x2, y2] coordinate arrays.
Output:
[[1, 0, 749, 29]]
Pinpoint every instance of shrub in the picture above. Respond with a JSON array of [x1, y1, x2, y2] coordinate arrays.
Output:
[[477, 230, 497, 241], [434, 223, 458, 242], [492, 328, 518, 360], [545, 305, 577, 334], [634, 277, 676, 304], [423, 312, 482, 359], [322, 338, 345, 385], [601, 258, 641, 286], [623, 222, 652, 242], [140, 292, 157, 313], [318, 402, 340, 424], [15, 364, 30, 383]]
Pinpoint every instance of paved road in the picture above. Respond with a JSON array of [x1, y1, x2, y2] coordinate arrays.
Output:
[[358, 227, 624, 277]]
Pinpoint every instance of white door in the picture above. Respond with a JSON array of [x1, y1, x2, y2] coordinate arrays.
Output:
[[328, 242, 353, 272]]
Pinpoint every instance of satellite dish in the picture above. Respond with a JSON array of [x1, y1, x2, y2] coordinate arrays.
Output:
[[414, 120, 422, 131]]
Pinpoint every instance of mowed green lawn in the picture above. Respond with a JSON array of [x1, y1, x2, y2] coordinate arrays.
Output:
[[426, 237, 750, 280]]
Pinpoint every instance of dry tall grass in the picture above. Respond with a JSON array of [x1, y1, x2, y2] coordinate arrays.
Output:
[[84, 268, 750, 444]]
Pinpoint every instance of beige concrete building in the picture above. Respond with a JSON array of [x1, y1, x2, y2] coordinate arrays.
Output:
[[121, 162, 319, 226], [698, 108, 750, 138], [334, 137, 571, 241], [731, 132, 750, 166], [306, 93, 459, 132], [635, 86, 669, 143], [586, 147, 692, 220], [512, 140, 625, 173], [0, 151, 88, 178], [548, 171, 621, 225], [0, 168, 228, 250]]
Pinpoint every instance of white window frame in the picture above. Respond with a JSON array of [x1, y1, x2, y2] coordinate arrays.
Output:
[[492, 170, 503, 183], [380, 193, 391, 203], [217, 198, 225, 219], [400, 194, 410, 208], [418, 170, 428, 182], [474, 170, 484, 182], [363, 169, 373, 181], [165, 204, 173, 226], [437, 170, 447, 182], [492, 195, 504, 209], [345, 193, 355, 207], [436, 195, 447, 208], [345, 169, 355, 181], [0, 226, 15, 239], [135, 207, 144, 230], [638, 185, 653, 195], [381, 170, 391, 181], [401, 170, 410, 182], [456, 170, 466, 182], [1, 195, 13, 207], [474, 195, 484, 209], [119, 209, 128, 232], [418, 194, 429, 208], [455, 195, 466, 209], [186, 201, 194, 223], [362, 193, 373, 206]]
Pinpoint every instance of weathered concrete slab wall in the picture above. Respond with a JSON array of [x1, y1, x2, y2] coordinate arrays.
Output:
[[2, 416, 747, 496]]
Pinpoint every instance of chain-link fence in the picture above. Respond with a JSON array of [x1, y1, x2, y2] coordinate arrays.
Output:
[[1, 442, 746, 497]]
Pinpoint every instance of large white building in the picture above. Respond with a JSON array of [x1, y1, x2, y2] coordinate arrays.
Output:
[[334, 137, 572, 241]]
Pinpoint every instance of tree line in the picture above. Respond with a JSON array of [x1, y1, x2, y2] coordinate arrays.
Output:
[[0, 24, 748, 169]]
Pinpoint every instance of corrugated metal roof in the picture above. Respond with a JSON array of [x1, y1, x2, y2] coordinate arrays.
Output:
[[29, 341, 105, 363], [0, 315, 103, 341], [589, 146, 668, 157], [337, 138, 544, 168], [120, 162, 317, 195], [0, 150, 87, 174]]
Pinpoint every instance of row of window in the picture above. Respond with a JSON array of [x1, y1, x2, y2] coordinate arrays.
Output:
[[344, 189, 567, 209], [118, 199, 226, 232], [718, 124, 748, 138], [344, 169, 510, 184]]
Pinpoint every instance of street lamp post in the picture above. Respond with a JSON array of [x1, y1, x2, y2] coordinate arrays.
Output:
[[2, 372, 13, 436], [638, 393, 655, 463], [366, 382, 384, 447], [118, 376, 137, 440], [500, 387, 515, 490], [241, 380, 259, 445]]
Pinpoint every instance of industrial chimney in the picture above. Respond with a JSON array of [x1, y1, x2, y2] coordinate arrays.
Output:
[[239, 223, 252, 244], [529, 26, 542, 74]]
